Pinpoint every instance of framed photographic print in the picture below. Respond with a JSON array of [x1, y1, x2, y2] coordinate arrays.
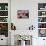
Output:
[[17, 10, 29, 19]]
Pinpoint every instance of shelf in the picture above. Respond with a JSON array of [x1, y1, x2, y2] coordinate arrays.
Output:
[[38, 28, 46, 29], [38, 22, 46, 23], [38, 15, 46, 17], [0, 10, 8, 11], [38, 3, 46, 37], [0, 22, 8, 23], [38, 10, 46, 11], [0, 3, 8, 37], [38, 37, 46, 38], [0, 16, 8, 17]]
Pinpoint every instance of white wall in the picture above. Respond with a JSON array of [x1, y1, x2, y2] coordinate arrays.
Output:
[[11, 0, 46, 30], [11, 0, 38, 45], [11, 0, 38, 30], [11, 0, 46, 46]]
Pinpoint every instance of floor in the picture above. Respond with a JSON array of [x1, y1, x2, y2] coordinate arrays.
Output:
[[0, 45, 8, 46]]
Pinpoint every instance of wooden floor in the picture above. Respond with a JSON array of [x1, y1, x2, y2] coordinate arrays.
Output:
[[0, 45, 8, 46]]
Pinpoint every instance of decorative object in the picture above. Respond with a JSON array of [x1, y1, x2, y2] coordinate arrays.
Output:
[[38, 23, 46, 28], [0, 23, 8, 37], [42, 12, 45, 15], [39, 29, 46, 37], [38, 17, 46, 22], [0, 11, 8, 16], [5, 6, 8, 10], [11, 23, 16, 30], [17, 10, 29, 19], [29, 25, 35, 30], [38, 11, 46, 16], [0, 23, 8, 30], [0, 17, 8, 22], [40, 8, 44, 10], [0, 3, 8, 10], [38, 3, 46, 10]]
